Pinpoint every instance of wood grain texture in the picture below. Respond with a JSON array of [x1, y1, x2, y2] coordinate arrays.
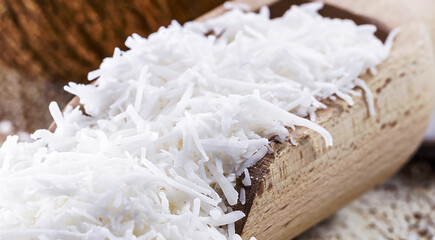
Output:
[[296, 158, 435, 240], [0, 0, 224, 83]]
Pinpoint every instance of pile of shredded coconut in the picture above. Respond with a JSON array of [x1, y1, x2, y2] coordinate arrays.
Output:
[[0, 3, 396, 240]]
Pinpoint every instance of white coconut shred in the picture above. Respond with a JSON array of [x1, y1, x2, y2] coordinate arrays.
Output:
[[0, 2, 397, 240]]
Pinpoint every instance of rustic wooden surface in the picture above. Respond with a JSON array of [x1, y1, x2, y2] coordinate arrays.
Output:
[[0, 0, 224, 83], [1, 0, 435, 239], [297, 156, 435, 240]]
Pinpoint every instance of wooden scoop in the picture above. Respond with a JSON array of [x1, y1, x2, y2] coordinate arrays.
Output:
[[49, 0, 435, 239]]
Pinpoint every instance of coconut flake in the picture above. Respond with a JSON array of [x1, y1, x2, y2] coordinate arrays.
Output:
[[242, 169, 251, 187], [0, 121, 13, 135], [240, 188, 246, 205], [224, 2, 250, 12]]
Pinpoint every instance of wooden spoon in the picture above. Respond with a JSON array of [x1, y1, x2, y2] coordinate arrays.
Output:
[[49, 0, 435, 239]]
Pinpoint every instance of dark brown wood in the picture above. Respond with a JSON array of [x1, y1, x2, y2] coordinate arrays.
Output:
[[0, 0, 224, 83]]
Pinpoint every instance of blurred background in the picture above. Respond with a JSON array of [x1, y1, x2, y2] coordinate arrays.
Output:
[[0, 0, 433, 239]]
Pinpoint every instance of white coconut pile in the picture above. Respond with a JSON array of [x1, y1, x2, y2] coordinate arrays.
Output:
[[0, 3, 397, 240]]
